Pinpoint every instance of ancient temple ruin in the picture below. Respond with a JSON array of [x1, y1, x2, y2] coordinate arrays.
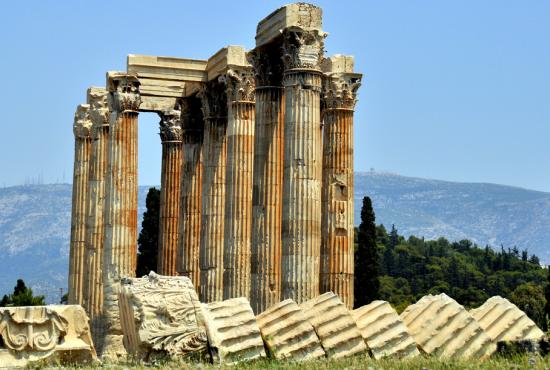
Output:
[[67, 3, 362, 355]]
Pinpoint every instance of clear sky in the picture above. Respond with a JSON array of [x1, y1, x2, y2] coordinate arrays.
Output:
[[0, 1, 548, 191]]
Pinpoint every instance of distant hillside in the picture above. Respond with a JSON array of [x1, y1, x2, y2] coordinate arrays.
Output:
[[0, 173, 548, 301]]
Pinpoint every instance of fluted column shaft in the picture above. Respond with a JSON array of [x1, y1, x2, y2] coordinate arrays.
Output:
[[177, 129, 203, 289], [320, 108, 354, 308], [250, 87, 284, 312], [82, 87, 110, 348], [101, 73, 140, 358], [199, 81, 228, 303], [223, 95, 255, 300], [157, 110, 183, 276], [281, 70, 323, 303], [68, 104, 92, 305]]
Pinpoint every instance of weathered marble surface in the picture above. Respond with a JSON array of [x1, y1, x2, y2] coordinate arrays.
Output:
[[352, 300, 419, 359], [256, 299, 325, 361], [0, 305, 96, 368], [201, 297, 266, 364], [118, 272, 208, 360], [300, 292, 367, 358], [400, 293, 496, 358], [470, 296, 545, 344]]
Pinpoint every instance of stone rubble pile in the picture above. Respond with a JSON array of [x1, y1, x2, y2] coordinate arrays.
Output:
[[1, 281, 546, 368]]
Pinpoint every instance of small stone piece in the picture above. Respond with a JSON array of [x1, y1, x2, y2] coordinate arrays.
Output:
[[470, 296, 545, 343], [300, 292, 367, 359], [256, 299, 325, 361], [400, 293, 496, 358], [202, 297, 266, 364], [0, 305, 96, 368], [118, 272, 208, 361], [352, 300, 419, 359]]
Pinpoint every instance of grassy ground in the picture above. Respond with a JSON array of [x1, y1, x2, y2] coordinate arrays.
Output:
[[39, 354, 550, 370]]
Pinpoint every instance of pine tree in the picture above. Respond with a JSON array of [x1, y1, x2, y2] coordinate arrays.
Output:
[[354, 196, 380, 308], [545, 266, 550, 332], [0, 279, 45, 307], [136, 187, 161, 277]]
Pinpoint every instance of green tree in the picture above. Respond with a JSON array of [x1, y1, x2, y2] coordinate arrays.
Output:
[[354, 196, 379, 308], [510, 282, 546, 329], [0, 279, 45, 307], [545, 267, 550, 332], [136, 187, 160, 277]]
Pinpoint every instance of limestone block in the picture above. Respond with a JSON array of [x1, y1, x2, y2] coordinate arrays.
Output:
[[400, 294, 496, 358], [202, 297, 266, 364], [207, 46, 250, 81], [0, 305, 96, 368], [352, 301, 419, 359], [256, 299, 325, 361], [470, 296, 545, 344], [300, 292, 367, 359], [256, 3, 323, 47], [118, 272, 208, 361]]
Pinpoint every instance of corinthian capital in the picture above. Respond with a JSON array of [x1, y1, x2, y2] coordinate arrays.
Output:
[[281, 28, 326, 71], [197, 79, 228, 119], [73, 104, 92, 138], [87, 87, 109, 127], [247, 46, 284, 87], [321, 55, 362, 110], [107, 72, 141, 113], [158, 109, 183, 142], [225, 68, 255, 103]]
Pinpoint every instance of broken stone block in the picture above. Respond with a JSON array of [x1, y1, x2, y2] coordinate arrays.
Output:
[[400, 293, 496, 358], [300, 292, 367, 359], [352, 300, 419, 359], [201, 297, 266, 364], [118, 272, 208, 361], [470, 296, 545, 344], [0, 305, 97, 368], [256, 299, 325, 360]]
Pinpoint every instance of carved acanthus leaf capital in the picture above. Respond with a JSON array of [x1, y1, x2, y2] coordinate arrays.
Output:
[[282, 28, 326, 71], [197, 79, 228, 119], [73, 104, 92, 138], [109, 74, 141, 113], [322, 73, 362, 110], [87, 88, 110, 128], [159, 109, 183, 142], [247, 47, 284, 87], [224, 68, 255, 103]]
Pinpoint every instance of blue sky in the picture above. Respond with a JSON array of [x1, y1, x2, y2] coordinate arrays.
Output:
[[0, 1, 548, 191]]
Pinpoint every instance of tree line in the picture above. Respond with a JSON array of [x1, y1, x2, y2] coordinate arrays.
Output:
[[355, 196, 550, 331]]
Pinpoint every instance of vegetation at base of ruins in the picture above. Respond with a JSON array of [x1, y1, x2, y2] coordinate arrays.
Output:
[[43, 353, 550, 370], [359, 221, 548, 328], [354, 196, 380, 308], [545, 266, 550, 332], [136, 187, 160, 277], [0, 278, 45, 307]]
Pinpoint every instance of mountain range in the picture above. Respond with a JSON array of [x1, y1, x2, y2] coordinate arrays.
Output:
[[1, 172, 548, 302]]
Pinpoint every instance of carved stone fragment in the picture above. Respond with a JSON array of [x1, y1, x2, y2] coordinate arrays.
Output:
[[470, 296, 545, 344], [0, 305, 96, 368], [352, 300, 419, 359], [118, 272, 208, 361], [201, 297, 266, 364], [256, 299, 325, 361], [400, 294, 496, 358], [300, 292, 367, 358]]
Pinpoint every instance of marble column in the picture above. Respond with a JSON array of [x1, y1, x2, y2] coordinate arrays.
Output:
[[177, 98, 204, 290], [68, 104, 92, 305], [157, 108, 183, 276], [281, 29, 326, 304], [248, 46, 285, 313], [198, 80, 228, 303], [82, 87, 110, 348], [320, 56, 362, 309], [101, 72, 141, 358], [223, 68, 256, 300]]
